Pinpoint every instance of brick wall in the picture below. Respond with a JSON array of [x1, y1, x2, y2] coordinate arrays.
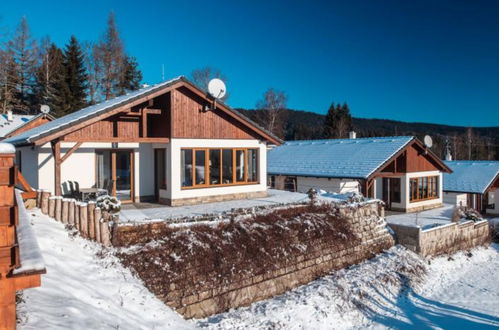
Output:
[[390, 220, 490, 257], [120, 202, 395, 319]]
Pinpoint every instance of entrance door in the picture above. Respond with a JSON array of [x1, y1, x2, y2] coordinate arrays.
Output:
[[382, 178, 401, 210], [96, 150, 134, 202], [154, 149, 166, 199]]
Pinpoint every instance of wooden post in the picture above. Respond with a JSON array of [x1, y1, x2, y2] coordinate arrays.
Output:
[[52, 140, 62, 196], [55, 197, 62, 222], [100, 220, 111, 247], [68, 199, 75, 225], [94, 207, 102, 243], [75, 202, 80, 230], [88, 201, 96, 240], [48, 197, 56, 218], [79, 203, 88, 237], [36, 190, 42, 208], [41, 190, 50, 214], [62, 199, 69, 224]]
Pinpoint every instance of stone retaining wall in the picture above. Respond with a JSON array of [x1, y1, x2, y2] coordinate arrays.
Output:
[[122, 202, 395, 319], [390, 220, 490, 257]]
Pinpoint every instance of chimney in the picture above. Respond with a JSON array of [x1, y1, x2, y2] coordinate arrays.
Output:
[[349, 131, 357, 139], [7, 110, 13, 122], [445, 146, 452, 161]]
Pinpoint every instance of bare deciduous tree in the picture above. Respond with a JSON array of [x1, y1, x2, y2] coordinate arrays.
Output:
[[190, 67, 229, 101], [256, 88, 287, 138]]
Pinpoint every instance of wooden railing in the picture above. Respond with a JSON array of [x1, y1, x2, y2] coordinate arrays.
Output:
[[0, 146, 44, 330]]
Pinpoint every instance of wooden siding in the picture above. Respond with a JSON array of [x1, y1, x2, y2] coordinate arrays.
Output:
[[172, 87, 261, 140], [405, 143, 442, 172]]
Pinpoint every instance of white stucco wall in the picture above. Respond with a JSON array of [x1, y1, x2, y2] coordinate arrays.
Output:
[[167, 138, 267, 201], [295, 177, 359, 194], [443, 192, 468, 207]]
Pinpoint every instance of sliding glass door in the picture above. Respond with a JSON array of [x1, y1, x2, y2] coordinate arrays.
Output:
[[96, 150, 134, 202]]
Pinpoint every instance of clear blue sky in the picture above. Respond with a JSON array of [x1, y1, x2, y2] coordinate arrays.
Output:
[[1, 0, 498, 127]]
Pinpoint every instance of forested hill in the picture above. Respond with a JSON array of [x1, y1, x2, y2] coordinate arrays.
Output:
[[236, 108, 499, 160]]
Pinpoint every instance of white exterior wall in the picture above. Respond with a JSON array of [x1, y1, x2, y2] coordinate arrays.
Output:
[[17, 146, 38, 188], [166, 138, 267, 201], [443, 192, 468, 207], [295, 177, 359, 194], [32, 142, 141, 195]]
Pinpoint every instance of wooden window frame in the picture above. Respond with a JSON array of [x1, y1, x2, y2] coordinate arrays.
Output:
[[409, 175, 439, 203], [181, 147, 259, 190]]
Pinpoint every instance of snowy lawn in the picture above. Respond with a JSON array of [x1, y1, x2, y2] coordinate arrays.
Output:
[[17, 209, 191, 330], [195, 245, 499, 329], [386, 204, 456, 229], [120, 189, 308, 223], [17, 207, 499, 330]]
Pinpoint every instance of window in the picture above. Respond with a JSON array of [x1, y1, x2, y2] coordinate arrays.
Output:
[[181, 149, 193, 187], [409, 176, 439, 202], [181, 148, 259, 188]]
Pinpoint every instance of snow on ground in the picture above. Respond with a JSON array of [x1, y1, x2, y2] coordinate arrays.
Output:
[[195, 244, 499, 330], [120, 189, 308, 223], [386, 204, 456, 229], [17, 209, 192, 330]]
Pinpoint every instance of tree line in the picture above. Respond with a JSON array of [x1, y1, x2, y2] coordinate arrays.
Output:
[[0, 13, 142, 117]]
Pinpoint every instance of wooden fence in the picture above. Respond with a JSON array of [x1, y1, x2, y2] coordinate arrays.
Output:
[[0, 146, 44, 330], [36, 191, 113, 246]]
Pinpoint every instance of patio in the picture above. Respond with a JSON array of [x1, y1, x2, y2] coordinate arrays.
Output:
[[119, 189, 309, 223], [386, 204, 456, 229]]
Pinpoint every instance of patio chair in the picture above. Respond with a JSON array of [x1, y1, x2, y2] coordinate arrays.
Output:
[[61, 181, 73, 198], [71, 181, 82, 200], [97, 179, 114, 197]]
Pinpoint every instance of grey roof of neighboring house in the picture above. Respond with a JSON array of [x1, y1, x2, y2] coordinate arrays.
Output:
[[443, 161, 499, 194], [267, 136, 414, 179], [0, 113, 35, 138]]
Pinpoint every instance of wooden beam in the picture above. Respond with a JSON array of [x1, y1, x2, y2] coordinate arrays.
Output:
[[60, 142, 83, 163], [61, 137, 170, 143], [144, 108, 162, 114], [142, 108, 148, 138], [52, 140, 61, 196], [17, 170, 33, 193]]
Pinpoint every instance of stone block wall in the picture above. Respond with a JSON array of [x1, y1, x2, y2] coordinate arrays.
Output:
[[121, 202, 395, 319], [390, 220, 490, 257]]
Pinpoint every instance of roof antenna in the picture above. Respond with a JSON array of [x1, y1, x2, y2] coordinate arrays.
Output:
[[161, 64, 165, 81], [207, 78, 226, 111]]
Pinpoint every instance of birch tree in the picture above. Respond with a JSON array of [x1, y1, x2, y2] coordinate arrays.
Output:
[[256, 88, 287, 138]]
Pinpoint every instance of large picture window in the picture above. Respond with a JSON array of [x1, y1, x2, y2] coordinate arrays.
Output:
[[409, 176, 439, 202], [181, 148, 259, 188]]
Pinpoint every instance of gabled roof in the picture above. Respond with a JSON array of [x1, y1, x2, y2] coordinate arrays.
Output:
[[5, 76, 281, 146], [443, 161, 499, 194], [268, 136, 414, 179], [0, 113, 35, 138]]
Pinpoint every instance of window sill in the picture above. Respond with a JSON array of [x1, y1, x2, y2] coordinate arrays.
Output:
[[181, 182, 260, 190]]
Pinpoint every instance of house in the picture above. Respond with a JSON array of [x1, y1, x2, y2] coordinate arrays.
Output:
[[267, 135, 452, 212], [443, 161, 499, 215], [0, 111, 53, 140], [5, 76, 281, 206]]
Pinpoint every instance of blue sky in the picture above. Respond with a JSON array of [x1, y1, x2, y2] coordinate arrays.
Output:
[[1, 0, 498, 127]]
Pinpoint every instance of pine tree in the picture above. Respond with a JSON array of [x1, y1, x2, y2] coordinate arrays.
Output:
[[33, 43, 68, 117], [7, 17, 39, 114], [64, 35, 88, 113], [117, 56, 142, 95], [323, 103, 337, 138]]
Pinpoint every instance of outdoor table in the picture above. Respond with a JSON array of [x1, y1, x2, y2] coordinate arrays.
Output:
[[80, 188, 99, 201]]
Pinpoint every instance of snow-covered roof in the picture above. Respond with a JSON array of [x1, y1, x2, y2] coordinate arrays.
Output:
[[268, 136, 414, 179], [5, 77, 184, 146], [0, 113, 35, 138], [443, 161, 499, 194]]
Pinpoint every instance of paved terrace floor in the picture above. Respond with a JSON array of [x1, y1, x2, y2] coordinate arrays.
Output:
[[120, 189, 309, 223], [386, 204, 455, 229]]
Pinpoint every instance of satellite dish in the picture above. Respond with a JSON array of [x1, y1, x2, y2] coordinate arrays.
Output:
[[40, 105, 50, 114], [424, 135, 433, 148], [208, 78, 226, 99]]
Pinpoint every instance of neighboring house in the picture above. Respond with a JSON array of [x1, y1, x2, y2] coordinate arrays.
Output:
[[268, 136, 452, 212], [443, 161, 499, 215], [0, 111, 53, 140], [5, 76, 281, 206]]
